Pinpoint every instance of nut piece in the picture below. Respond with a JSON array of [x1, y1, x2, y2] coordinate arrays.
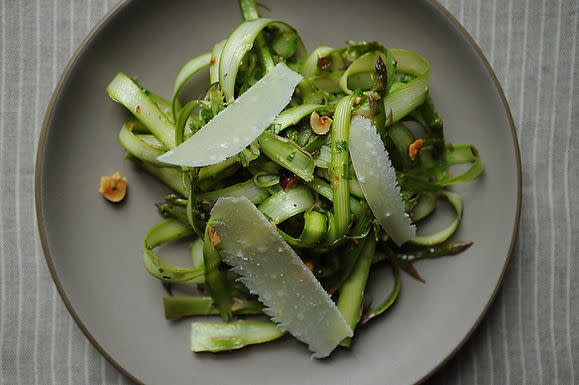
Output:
[[309, 111, 333, 135], [99, 171, 127, 203], [208, 226, 221, 248], [408, 139, 424, 161]]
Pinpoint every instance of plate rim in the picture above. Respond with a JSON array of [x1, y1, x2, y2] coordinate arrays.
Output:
[[34, 1, 522, 384]]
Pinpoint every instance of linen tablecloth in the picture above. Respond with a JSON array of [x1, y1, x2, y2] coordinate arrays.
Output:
[[0, 0, 577, 384]]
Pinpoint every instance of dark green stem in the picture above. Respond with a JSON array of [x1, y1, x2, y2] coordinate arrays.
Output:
[[238, 0, 275, 72], [330, 95, 356, 238], [337, 234, 377, 347], [203, 220, 233, 321], [164, 296, 263, 320]]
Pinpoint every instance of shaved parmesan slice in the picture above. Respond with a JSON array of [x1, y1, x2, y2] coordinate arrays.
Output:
[[210, 197, 353, 358], [349, 116, 416, 245], [158, 63, 302, 167]]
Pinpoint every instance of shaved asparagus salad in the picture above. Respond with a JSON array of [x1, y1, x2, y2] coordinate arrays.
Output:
[[106, 0, 483, 358]]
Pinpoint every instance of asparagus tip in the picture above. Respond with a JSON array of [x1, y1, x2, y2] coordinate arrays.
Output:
[[450, 241, 474, 254]]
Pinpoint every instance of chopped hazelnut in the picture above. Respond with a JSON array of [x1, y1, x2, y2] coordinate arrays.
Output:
[[408, 139, 424, 161], [208, 227, 221, 247], [99, 172, 127, 203], [309, 111, 333, 135]]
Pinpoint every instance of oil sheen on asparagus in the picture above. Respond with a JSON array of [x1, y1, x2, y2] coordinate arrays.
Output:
[[106, 0, 484, 357]]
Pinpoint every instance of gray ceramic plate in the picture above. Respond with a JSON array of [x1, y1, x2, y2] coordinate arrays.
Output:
[[36, 1, 521, 384]]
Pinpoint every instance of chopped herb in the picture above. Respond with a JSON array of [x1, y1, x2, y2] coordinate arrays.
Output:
[[285, 129, 300, 143], [352, 88, 364, 97], [342, 163, 350, 179], [336, 139, 348, 153], [201, 108, 214, 120]]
